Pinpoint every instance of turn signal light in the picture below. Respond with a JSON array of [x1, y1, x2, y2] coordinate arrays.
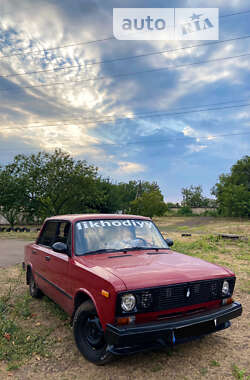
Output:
[[101, 290, 110, 298], [222, 297, 233, 305], [117, 316, 135, 325]]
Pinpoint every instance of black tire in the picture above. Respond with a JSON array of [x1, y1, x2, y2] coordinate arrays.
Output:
[[73, 300, 113, 365], [29, 271, 43, 298]]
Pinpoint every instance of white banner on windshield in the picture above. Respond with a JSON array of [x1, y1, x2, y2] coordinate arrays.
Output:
[[77, 220, 152, 229]]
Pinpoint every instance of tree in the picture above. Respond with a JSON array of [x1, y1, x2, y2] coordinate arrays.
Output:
[[212, 156, 250, 217], [1, 150, 99, 221], [181, 185, 205, 208], [166, 202, 177, 209], [94, 178, 123, 214], [0, 150, 168, 223], [0, 167, 25, 226], [116, 180, 161, 212], [129, 190, 167, 218]]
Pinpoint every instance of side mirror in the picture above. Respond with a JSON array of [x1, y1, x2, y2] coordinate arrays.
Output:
[[165, 238, 174, 247], [52, 242, 68, 254]]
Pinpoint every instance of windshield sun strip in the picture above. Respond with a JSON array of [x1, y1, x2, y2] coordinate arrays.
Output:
[[74, 218, 169, 256]]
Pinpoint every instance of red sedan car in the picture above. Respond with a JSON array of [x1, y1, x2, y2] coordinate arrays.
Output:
[[24, 214, 242, 365]]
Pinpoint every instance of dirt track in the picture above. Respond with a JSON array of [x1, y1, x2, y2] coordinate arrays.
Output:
[[0, 239, 31, 267]]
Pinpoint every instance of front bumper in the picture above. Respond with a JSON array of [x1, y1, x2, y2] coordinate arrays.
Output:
[[105, 301, 242, 355]]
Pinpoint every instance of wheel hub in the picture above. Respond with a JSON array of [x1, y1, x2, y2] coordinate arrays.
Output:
[[85, 316, 104, 348]]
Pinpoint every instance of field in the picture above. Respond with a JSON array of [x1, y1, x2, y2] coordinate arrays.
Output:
[[0, 216, 249, 380]]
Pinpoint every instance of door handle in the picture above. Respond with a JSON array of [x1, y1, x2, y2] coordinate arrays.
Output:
[[45, 256, 51, 262], [32, 250, 37, 255]]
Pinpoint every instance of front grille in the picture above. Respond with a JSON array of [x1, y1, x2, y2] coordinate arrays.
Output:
[[157, 279, 231, 310], [117, 277, 235, 315]]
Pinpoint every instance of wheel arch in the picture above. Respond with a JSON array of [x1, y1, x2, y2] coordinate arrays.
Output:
[[72, 289, 101, 325]]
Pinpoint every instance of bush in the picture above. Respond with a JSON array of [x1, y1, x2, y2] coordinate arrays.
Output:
[[177, 206, 193, 216], [201, 210, 219, 217]]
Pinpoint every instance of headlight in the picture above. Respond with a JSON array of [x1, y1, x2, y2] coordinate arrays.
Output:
[[121, 293, 136, 311], [222, 280, 230, 296]]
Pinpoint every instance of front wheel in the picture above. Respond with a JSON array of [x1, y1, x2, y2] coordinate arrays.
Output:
[[73, 300, 113, 365]]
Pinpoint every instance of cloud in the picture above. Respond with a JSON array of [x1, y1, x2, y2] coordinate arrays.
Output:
[[117, 161, 146, 173], [0, 0, 250, 202], [187, 144, 208, 153], [182, 125, 195, 136]]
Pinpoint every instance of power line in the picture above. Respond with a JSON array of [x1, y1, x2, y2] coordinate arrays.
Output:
[[112, 131, 250, 147], [0, 51, 250, 93], [1, 34, 250, 79], [1, 102, 250, 132], [220, 9, 250, 18], [0, 36, 114, 60], [0, 9, 250, 61], [0, 131, 250, 152], [2, 98, 247, 127]]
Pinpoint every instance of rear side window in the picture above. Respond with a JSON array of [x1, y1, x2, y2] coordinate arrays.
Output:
[[38, 222, 58, 247]]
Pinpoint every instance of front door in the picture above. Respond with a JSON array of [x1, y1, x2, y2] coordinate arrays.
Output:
[[36, 220, 72, 313]]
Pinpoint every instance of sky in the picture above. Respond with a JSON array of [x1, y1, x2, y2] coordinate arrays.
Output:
[[0, 0, 249, 202]]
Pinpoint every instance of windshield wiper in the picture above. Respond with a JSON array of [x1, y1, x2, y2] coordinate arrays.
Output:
[[122, 246, 169, 252], [83, 246, 170, 255], [84, 249, 120, 256]]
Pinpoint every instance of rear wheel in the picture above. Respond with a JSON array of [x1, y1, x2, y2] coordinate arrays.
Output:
[[29, 271, 43, 298], [73, 300, 113, 365]]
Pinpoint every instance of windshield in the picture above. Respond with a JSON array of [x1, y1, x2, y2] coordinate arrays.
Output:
[[74, 219, 168, 255]]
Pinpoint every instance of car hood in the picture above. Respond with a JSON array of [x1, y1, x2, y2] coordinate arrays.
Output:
[[77, 250, 233, 290]]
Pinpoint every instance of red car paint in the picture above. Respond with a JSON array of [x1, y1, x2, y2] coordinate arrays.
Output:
[[24, 214, 236, 331]]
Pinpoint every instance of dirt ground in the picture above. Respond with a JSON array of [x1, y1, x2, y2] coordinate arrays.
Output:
[[0, 276, 249, 380], [0, 217, 249, 380]]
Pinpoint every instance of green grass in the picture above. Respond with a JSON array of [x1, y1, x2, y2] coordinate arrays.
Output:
[[176, 225, 190, 231], [0, 318, 52, 371], [232, 364, 250, 380], [43, 296, 69, 322], [200, 367, 208, 376], [0, 269, 55, 370], [210, 360, 220, 367], [173, 235, 221, 256]]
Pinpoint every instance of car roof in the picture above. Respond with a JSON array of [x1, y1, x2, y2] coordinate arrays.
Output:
[[45, 214, 152, 223]]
